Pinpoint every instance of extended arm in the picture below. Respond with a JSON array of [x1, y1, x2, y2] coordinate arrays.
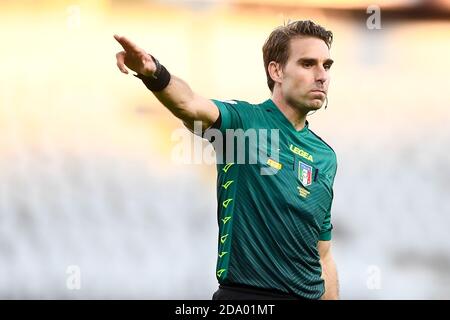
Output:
[[114, 34, 219, 131], [318, 240, 339, 300]]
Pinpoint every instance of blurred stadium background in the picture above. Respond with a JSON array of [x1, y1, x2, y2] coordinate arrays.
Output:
[[1, 0, 449, 299]]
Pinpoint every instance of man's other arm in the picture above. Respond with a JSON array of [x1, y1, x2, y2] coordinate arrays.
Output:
[[318, 240, 339, 300]]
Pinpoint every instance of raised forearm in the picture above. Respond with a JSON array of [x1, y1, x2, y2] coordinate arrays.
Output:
[[114, 34, 218, 129], [153, 74, 218, 131], [152, 75, 196, 119]]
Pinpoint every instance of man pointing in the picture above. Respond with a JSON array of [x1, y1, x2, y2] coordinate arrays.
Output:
[[114, 20, 339, 300]]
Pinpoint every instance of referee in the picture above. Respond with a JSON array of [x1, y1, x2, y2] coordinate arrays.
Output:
[[114, 20, 339, 300]]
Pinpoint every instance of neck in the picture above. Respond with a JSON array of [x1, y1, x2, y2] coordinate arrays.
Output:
[[271, 92, 308, 131]]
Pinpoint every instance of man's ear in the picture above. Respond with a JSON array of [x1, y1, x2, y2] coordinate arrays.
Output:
[[268, 61, 283, 87]]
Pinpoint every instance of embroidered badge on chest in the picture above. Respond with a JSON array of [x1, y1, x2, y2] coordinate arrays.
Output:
[[298, 161, 313, 187]]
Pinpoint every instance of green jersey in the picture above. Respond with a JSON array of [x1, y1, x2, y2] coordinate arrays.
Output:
[[209, 98, 337, 299]]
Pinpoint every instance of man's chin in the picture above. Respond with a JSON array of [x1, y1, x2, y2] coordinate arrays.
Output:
[[290, 97, 325, 112], [308, 99, 325, 110]]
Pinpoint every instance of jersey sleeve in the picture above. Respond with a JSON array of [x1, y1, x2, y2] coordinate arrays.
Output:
[[210, 99, 247, 132], [318, 161, 337, 241], [319, 210, 333, 241]]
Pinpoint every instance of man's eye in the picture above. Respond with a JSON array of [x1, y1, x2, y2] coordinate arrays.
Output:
[[324, 64, 332, 70], [302, 62, 313, 68]]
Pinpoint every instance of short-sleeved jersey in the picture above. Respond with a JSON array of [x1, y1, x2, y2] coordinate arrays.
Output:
[[208, 98, 337, 300]]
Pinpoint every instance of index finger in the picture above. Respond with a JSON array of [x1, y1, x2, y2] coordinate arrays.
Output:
[[114, 34, 140, 52]]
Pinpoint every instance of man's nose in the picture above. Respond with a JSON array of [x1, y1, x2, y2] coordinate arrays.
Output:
[[315, 66, 328, 85]]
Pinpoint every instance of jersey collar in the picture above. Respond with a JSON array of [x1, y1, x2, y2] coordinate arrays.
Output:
[[264, 99, 310, 136]]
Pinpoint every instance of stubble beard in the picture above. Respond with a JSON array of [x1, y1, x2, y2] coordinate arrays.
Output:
[[288, 95, 325, 114]]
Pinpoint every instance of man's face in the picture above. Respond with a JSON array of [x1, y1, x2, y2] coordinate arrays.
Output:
[[280, 36, 333, 111]]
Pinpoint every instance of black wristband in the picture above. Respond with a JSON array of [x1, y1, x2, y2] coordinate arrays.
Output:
[[134, 55, 171, 92]]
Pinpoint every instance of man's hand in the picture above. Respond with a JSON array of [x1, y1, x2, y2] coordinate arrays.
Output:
[[114, 34, 156, 76]]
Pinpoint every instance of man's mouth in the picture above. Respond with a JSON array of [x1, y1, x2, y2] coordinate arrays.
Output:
[[310, 89, 326, 95]]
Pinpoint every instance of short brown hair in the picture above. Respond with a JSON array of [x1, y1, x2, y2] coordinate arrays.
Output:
[[262, 20, 333, 92]]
